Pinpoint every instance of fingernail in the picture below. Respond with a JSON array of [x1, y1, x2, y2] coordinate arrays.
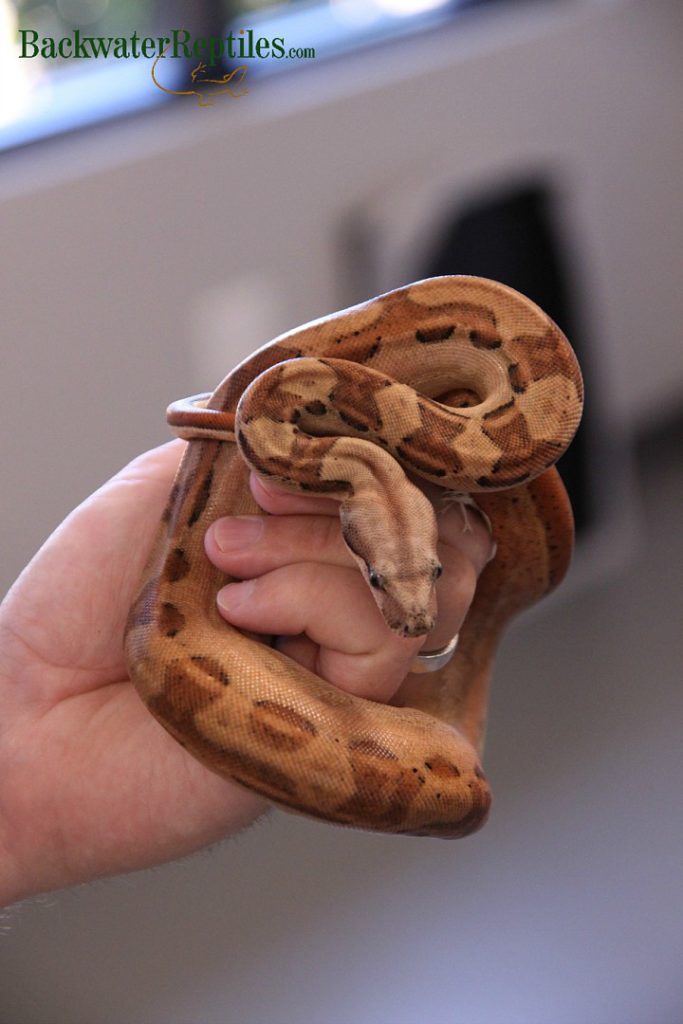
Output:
[[251, 474, 288, 499], [217, 578, 255, 611], [212, 515, 264, 552]]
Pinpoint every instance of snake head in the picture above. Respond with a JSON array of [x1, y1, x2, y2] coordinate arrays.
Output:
[[339, 475, 441, 639], [362, 559, 440, 637], [341, 507, 441, 638]]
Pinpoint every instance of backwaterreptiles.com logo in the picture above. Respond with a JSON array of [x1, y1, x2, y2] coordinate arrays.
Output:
[[16, 27, 317, 106]]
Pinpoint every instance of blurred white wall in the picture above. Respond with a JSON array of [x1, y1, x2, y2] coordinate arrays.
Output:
[[1, 1, 682, 1021]]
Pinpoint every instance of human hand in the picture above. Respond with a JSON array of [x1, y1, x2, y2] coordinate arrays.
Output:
[[205, 474, 494, 704], [0, 441, 492, 907]]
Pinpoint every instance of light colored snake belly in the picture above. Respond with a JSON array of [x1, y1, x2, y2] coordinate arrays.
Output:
[[124, 276, 583, 838]]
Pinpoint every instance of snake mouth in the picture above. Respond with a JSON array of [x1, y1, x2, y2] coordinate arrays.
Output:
[[384, 599, 436, 638], [398, 614, 435, 639]]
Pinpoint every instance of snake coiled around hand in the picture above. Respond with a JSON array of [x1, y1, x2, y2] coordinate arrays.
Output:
[[124, 276, 583, 838]]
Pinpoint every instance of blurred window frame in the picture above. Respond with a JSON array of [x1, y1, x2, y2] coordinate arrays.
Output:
[[0, 0, 486, 153]]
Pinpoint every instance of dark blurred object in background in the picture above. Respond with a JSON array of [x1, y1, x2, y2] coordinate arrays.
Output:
[[423, 184, 591, 536]]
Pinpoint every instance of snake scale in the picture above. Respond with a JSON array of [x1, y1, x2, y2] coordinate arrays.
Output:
[[124, 276, 583, 838]]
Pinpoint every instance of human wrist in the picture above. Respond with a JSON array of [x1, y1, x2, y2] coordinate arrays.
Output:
[[0, 830, 26, 908], [0, 636, 44, 908], [0, 734, 27, 907]]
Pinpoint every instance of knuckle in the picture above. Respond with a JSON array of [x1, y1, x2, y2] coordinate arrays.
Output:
[[438, 503, 495, 574], [453, 556, 478, 605], [434, 548, 477, 628]]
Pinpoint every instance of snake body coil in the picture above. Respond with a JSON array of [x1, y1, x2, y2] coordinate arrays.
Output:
[[124, 276, 583, 838]]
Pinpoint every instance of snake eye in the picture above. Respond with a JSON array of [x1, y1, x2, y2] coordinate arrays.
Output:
[[368, 568, 384, 590], [433, 564, 443, 580]]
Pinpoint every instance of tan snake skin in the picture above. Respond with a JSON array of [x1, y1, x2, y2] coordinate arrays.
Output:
[[124, 276, 583, 838]]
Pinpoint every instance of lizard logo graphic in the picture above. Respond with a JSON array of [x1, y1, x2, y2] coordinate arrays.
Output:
[[151, 48, 248, 105]]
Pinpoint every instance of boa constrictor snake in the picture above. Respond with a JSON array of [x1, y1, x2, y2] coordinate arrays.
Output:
[[124, 276, 583, 839]]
